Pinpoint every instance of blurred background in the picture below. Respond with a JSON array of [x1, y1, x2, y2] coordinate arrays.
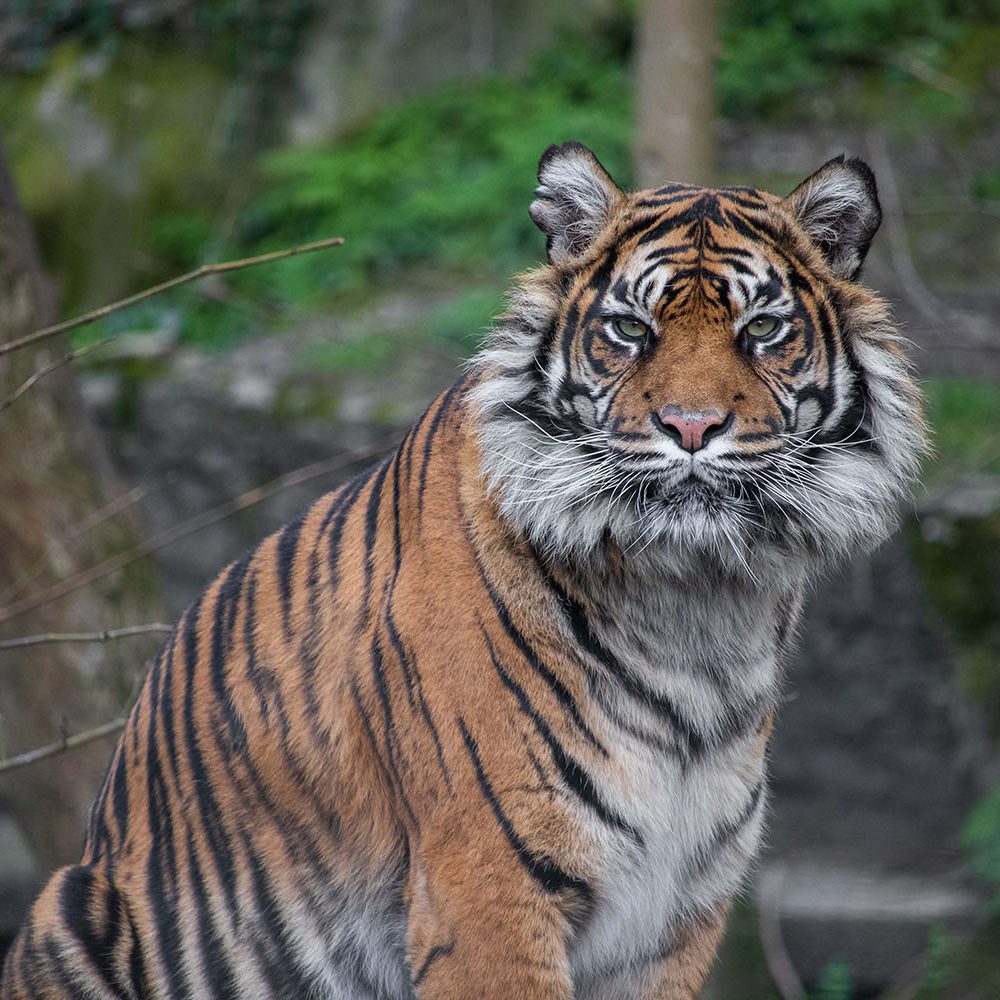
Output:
[[0, 1, 998, 996]]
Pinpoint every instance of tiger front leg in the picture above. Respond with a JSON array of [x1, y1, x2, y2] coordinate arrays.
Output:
[[632, 904, 730, 1000], [406, 842, 578, 1000]]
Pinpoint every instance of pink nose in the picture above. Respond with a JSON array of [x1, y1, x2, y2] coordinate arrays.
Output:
[[654, 408, 730, 452]]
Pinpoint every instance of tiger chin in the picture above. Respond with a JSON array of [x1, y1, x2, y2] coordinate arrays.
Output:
[[3, 143, 924, 1000]]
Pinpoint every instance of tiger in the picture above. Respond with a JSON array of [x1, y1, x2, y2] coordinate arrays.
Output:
[[2, 141, 924, 999]]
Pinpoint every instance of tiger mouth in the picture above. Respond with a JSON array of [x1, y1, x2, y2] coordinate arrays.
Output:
[[653, 475, 732, 510]]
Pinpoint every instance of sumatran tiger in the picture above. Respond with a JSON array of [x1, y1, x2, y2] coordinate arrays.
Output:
[[2, 142, 924, 999]]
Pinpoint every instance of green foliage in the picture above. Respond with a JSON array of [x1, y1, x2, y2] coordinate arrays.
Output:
[[924, 377, 1000, 482], [718, 0, 1000, 120], [228, 26, 631, 314], [910, 923, 957, 998], [907, 388, 1000, 805], [973, 167, 1000, 201], [417, 288, 509, 354], [811, 961, 853, 1000], [965, 786, 1000, 912]]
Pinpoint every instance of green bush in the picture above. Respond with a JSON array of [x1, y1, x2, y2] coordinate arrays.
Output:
[[718, 0, 1000, 119], [966, 785, 1000, 912], [230, 30, 633, 308]]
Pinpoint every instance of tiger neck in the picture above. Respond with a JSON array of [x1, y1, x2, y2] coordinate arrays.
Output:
[[547, 542, 797, 686], [458, 392, 801, 728]]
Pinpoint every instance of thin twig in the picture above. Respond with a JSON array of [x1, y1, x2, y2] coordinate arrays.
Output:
[[0, 475, 176, 606], [0, 718, 127, 775], [756, 865, 807, 1000], [0, 623, 173, 650], [0, 439, 392, 628], [0, 335, 115, 414], [69, 474, 177, 541], [905, 195, 1000, 220], [0, 236, 344, 358], [866, 130, 993, 341], [866, 129, 945, 322]]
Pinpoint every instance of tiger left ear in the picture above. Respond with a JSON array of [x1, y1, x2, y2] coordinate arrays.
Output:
[[782, 156, 881, 281], [529, 142, 624, 266]]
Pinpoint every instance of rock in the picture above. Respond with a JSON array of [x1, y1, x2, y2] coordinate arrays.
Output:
[[760, 861, 985, 992]]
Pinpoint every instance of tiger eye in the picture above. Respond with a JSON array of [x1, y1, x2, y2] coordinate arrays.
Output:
[[611, 318, 649, 341], [744, 316, 782, 339]]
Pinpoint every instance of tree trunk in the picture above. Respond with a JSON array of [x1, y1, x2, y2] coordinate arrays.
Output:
[[0, 136, 163, 871], [634, 0, 716, 187]]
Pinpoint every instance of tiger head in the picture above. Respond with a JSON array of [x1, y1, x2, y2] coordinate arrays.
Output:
[[472, 142, 925, 575]]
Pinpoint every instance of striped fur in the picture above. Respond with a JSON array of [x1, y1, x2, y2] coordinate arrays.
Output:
[[2, 145, 924, 999]]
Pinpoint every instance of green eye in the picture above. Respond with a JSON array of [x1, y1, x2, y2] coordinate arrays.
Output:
[[744, 315, 782, 339], [610, 318, 650, 341]]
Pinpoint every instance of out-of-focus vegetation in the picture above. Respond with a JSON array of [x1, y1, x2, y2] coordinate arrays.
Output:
[[4, 0, 1000, 350], [229, 26, 633, 317], [718, 0, 1000, 122], [913, 380, 1000, 736], [907, 379, 1000, 996], [966, 787, 1000, 912]]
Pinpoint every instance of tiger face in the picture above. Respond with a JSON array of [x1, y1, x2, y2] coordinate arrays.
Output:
[[474, 142, 925, 571]]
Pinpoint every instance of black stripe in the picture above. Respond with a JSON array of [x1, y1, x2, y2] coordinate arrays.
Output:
[[413, 942, 455, 985], [180, 598, 240, 918], [686, 780, 765, 878], [144, 737, 189, 1000], [276, 515, 305, 640], [540, 567, 707, 758], [360, 458, 392, 625], [458, 718, 592, 906], [370, 633, 420, 829], [210, 561, 249, 757], [484, 631, 643, 846], [244, 843, 321, 994], [476, 560, 604, 755], [325, 464, 378, 586], [385, 605, 452, 790], [418, 379, 464, 513], [58, 867, 123, 994], [243, 569, 292, 743], [187, 831, 242, 999]]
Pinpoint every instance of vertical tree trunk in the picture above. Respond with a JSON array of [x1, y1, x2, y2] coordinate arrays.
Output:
[[634, 0, 716, 187], [0, 136, 163, 871]]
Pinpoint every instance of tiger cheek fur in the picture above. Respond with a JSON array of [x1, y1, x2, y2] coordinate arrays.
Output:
[[3, 143, 924, 1000]]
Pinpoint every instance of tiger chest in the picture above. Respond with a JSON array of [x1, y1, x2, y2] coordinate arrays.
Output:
[[568, 733, 767, 989]]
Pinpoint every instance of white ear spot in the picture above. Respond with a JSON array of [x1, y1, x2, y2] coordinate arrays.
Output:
[[529, 142, 623, 265], [782, 156, 881, 281]]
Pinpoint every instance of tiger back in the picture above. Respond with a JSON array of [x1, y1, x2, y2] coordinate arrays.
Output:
[[1, 142, 924, 1000]]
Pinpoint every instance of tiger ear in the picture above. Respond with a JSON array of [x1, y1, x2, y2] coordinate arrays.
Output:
[[782, 156, 881, 281], [530, 142, 623, 265]]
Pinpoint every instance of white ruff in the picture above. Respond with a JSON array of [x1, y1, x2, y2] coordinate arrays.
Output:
[[469, 268, 924, 578]]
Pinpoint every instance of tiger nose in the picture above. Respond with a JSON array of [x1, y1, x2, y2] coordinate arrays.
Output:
[[653, 407, 731, 452]]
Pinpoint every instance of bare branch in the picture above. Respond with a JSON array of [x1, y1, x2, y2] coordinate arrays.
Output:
[[0, 236, 344, 359], [0, 718, 127, 775], [756, 865, 806, 1000], [69, 474, 177, 542], [866, 129, 994, 341], [0, 439, 393, 628], [0, 475, 177, 606], [905, 195, 1000, 220], [866, 129, 946, 322], [0, 335, 115, 414], [0, 623, 173, 650]]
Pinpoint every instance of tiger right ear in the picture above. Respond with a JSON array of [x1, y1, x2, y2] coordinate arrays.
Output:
[[530, 142, 623, 266], [782, 155, 882, 281]]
